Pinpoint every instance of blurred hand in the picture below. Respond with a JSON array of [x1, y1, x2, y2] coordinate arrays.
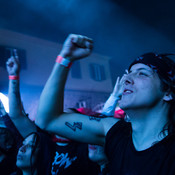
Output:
[[112, 73, 127, 100], [59, 34, 93, 61], [6, 56, 20, 75]]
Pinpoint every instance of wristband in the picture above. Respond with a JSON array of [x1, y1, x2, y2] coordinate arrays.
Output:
[[9, 75, 19, 80], [56, 55, 73, 68]]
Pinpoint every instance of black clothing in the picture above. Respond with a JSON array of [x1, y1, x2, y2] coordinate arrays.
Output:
[[105, 120, 175, 175], [51, 141, 100, 175], [1, 114, 23, 175], [2, 114, 23, 149], [37, 127, 100, 175]]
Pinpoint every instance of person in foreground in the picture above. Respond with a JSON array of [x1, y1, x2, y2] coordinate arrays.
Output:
[[35, 34, 175, 175]]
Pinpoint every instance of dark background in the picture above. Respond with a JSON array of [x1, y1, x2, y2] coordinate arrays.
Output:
[[0, 0, 175, 84]]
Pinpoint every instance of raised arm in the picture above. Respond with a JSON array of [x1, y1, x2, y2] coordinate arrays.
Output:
[[6, 54, 36, 138], [102, 76, 125, 116], [35, 34, 118, 145]]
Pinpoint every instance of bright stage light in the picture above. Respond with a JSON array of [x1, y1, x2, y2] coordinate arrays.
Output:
[[0, 93, 9, 113]]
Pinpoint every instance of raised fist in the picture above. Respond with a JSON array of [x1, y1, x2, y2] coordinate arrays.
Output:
[[59, 34, 93, 61], [6, 56, 20, 76]]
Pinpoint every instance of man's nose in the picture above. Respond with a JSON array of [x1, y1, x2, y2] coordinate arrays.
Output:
[[124, 74, 134, 85]]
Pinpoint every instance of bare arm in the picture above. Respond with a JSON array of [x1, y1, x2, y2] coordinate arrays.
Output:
[[6, 54, 36, 138], [102, 76, 125, 116], [35, 34, 118, 145]]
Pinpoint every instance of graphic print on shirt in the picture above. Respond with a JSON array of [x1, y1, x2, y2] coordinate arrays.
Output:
[[51, 151, 77, 175]]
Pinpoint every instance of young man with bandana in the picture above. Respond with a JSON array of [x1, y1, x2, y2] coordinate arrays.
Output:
[[35, 34, 175, 175]]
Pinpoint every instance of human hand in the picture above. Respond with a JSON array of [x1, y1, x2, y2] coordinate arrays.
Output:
[[6, 55, 20, 76], [112, 71, 128, 100], [59, 34, 93, 61]]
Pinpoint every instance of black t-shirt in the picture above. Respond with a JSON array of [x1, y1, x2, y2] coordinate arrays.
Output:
[[1, 114, 23, 175], [105, 120, 175, 175], [51, 141, 100, 175]]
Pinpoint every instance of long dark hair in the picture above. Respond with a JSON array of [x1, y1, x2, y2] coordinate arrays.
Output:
[[24, 131, 54, 175], [29, 132, 39, 175], [157, 55, 175, 135]]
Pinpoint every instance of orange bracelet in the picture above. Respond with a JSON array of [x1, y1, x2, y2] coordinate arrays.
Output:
[[9, 75, 19, 80], [56, 55, 72, 68]]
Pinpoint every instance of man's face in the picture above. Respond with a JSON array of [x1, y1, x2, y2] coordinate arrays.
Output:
[[118, 63, 165, 111]]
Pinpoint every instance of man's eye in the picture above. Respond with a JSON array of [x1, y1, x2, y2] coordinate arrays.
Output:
[[138, 72, 147, 76]]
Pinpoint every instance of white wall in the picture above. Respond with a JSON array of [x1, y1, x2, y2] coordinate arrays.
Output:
[[0, 29, 113, 93]]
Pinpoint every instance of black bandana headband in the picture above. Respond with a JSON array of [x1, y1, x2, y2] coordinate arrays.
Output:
[[128, 53, 175, 93]]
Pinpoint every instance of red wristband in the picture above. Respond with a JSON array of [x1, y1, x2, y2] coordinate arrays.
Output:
[[9, 75, 19, 80], [56, 55, 73, 68]]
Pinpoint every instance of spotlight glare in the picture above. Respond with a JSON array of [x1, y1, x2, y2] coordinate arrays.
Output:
[[0, 93, 9, 113]]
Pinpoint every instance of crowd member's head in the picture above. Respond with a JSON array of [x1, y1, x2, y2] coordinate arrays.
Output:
[[119, 53, 175, 133], [88, 144, 108, 172], [34, 34, 175, 175], [16, 132, 53, 175]]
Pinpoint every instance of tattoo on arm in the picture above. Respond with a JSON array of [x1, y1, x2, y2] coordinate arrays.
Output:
[[10, 81, 22, 106], [89, 116, 101, 121], [65, 122, 82, 131]]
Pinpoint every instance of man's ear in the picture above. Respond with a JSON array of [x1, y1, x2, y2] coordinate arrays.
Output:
[[163, 92, 173, 102]]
